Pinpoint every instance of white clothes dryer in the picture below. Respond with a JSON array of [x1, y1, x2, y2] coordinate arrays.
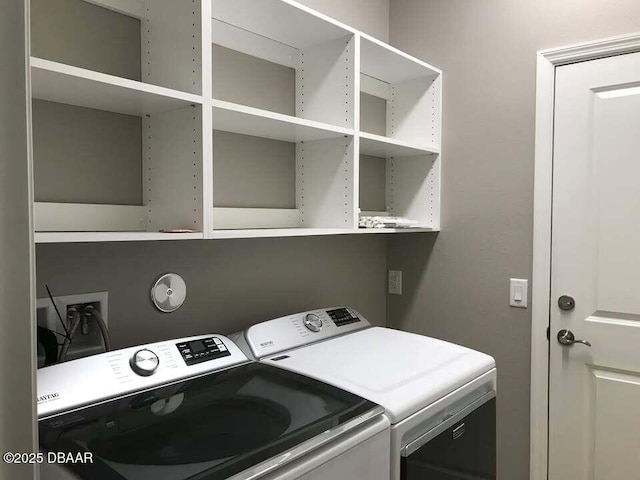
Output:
[[232, 307, 497, 480]]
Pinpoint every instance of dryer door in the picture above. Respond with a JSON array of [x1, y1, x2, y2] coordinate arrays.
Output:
[[401, 397, 496, 480]]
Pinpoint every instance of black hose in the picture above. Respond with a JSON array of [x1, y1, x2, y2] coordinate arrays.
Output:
[[85, 306, 111, 352], [59, 309, 81, 362]]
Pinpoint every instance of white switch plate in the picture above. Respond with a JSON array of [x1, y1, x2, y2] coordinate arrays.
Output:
[[509, 279, 528, 308], [389, 270, 402, 295]]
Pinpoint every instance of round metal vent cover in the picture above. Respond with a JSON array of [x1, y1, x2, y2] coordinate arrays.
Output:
[[151, 273, 187, 313]]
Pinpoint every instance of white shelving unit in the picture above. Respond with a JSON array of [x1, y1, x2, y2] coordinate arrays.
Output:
[[209, 0, 358, 232], [29, 0, 442, 243], [29, 0, 206, 242], [360, 34, 441, 144], [358, 33, 442, 230]]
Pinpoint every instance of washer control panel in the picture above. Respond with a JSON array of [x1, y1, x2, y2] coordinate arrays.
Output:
[[176, 337, 231, 366], [37, 334, 248, 418]]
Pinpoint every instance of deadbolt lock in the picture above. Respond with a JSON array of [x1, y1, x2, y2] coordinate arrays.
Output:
[[558, 295, 575, 311]]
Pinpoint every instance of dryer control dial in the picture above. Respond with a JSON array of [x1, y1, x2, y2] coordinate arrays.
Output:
[[130, 349, 160, 376], [303, 313, 323, 332]]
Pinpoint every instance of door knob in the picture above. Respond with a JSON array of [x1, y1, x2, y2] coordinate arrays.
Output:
[[558, 295, 575, 311], [557, 329, 591, 347]]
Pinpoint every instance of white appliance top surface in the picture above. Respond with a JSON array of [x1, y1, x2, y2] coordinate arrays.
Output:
[[37, 334, 249, 418], [262, 326, 496, 424]]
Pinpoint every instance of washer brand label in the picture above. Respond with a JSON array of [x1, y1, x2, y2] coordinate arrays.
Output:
[[259, 340, 275, 348], [37, 392, 60, 404]]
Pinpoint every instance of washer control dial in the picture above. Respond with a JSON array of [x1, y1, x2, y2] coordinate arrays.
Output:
[[130, 349, 160, 376], [303, 313, 323, 332]]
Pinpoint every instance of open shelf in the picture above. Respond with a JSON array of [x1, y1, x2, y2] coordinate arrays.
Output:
[[35, 231, 203, 244], [360, 131, 439, 157], [211, 130, 356, 231], [211, 226, 436, 240], [31, 0, 202, 94], [355, 227, 437, 234], [211, 0, 354, 57], [360, 34, 440, 84], [358, 153, 440, 231], [359, 35, 441, 149], [32, 97, 204, 238], [211, 0, 356, 129], [212, 228, 354, 240], [212, 99, 353, 143], [31, 58, 202, 116]]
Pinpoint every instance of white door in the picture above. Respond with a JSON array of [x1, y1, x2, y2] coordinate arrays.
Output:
[[549, 51, 640, 480]]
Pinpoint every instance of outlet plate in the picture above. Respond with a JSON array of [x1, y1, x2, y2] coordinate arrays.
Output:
[[37, 291, 109, 360], [389, 270, 402, 295]]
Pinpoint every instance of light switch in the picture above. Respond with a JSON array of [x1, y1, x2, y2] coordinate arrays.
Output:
[[514, 287, 523, 302], [510, 278, 528, 308]]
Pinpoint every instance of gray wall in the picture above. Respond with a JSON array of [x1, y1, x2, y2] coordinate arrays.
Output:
[[33, 100, 142, 205], [388, 1, 640, 479], [213, 131, 296, 209], [212, 44, 296, 115], [360, 92, 387, 136], [0, 0, 37, 477], [35, 0, 391, 348], [31, 0, 141, 80], [359, 154, 386, 212], [36, 236, 387, 348]]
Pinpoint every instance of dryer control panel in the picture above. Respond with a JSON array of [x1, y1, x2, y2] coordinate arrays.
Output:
[[242, 307, 371, 359], [327, 307, 361, 327]]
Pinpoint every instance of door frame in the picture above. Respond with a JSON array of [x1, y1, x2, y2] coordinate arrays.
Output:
[[530, 32, 640, 480]]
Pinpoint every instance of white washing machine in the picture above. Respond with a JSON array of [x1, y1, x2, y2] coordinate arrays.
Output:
[[233, 307, 497, 480], [37, 333, 390, 480]]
